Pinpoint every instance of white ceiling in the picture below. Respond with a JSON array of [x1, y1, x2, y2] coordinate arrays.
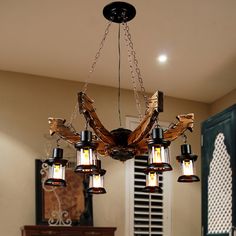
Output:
[[0, 0, 236, 103]]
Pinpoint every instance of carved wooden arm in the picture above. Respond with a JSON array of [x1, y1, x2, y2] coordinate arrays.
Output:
[[48, 118, 81, 144], [163, 113, 194, 141], [78, 92, 115, 145], [127, 91, 163, 145], [48, 91, 194, 160]]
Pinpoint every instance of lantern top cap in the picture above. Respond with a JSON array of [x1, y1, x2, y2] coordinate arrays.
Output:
[[148, 127, 170, 146], [176, 143, 198, 162], [75, 130, 98, 149], [52, 147, 63, 159]]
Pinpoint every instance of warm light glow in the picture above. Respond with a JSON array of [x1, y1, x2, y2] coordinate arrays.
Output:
[[153, 147, 161, 163], [93, 174, 102, 188], [79, 148, 92, 165], [182, 160, 194, 175], [147, 172, 158, 187], [53, 164, 63, 179], [151, 146, 165, 163], [89, 174, 104, 189], [157, 54, 168, 63]]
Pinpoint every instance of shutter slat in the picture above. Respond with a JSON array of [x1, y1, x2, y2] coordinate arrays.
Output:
[[134, 211, 163, 215], [135, 198, 163, 203], [134, 218, 163, 222], [134, 156, 163, 236]]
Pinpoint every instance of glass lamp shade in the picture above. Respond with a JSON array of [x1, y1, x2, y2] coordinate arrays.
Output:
[[75, 147, 97, 173], [87, 160, 106, 194], [88, 173, 106, 194], [182, 160, 194, 175], [46, 163, 66, 186], [143, 171, 162, 193], [74, 130, 98, 173], [44, 148, 68, 187], [149, 145, 165, 163], [147, 127, 172, 172], [176, 144, 200, 183]]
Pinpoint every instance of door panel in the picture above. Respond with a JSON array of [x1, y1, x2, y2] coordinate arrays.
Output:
[[201, 105, 236, 236]]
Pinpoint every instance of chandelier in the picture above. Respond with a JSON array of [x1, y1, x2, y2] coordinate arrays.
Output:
[[45, 1, 200, 194]]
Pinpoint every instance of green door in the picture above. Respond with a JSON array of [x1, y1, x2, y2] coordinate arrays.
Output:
[[201, 104, 236, 236]]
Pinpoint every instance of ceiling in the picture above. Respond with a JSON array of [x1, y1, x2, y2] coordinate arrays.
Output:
[[0, 0, 235, 103]]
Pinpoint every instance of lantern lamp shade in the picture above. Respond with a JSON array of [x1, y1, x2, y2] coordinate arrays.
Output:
[[143, 172, 163, 193], [88, 173, 106, 194], [87, 160, 106, 194], [74, 147, 97, 173], [147, 127, 172, 172], [148, 145, 172, 172], [149, 145, 165, 163], [177, 159, 200, 182], [44, 148, 68, 187], [45, 163, 66, 187], [176, 144, 200, 183], [74, 130, 98, 173], [182, 159, 194, 175]]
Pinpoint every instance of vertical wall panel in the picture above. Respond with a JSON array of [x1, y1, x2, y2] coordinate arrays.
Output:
[[202, 104, 236, 236]]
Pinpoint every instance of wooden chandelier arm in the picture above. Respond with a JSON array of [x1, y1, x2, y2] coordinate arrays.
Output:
[[127, 110, 159, 145], [135, 138, 149, 155], [48, 117, 81, 144], [163, 113, 194, 141], [127, 91, 163, 145], [97, 141, 107, 156], [134, 113, 194, 154], [78, 92, 115, 146]]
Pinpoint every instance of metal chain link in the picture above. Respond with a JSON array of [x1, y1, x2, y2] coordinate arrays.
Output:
[[83, 21, 112, 93], [122, 22, 143, 120], [68, 100, 79, 127], [70, 20, 148, 125], [70, 22, 112, 126], [122, 22, 149, 109]]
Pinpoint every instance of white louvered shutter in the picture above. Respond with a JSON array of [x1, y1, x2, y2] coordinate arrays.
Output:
[[134, 156, 164, 236], [125, 117, 171, 236]]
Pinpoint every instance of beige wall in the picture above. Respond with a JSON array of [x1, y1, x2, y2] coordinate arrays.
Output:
[[210, 89, 236, 115], [0, 70, 209, 236]]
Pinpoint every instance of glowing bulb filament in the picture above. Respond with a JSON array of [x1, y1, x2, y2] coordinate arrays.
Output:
[[81, 149, 90, 165], [153, 147, 162, 163], [148, 172, 158, 187], [93, 175, 102, 188], [183, 160, 194, 175], [53, 164, 63, 179]]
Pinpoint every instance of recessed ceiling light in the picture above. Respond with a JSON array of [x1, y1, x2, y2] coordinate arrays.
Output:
[[157, 54, 168, 64]]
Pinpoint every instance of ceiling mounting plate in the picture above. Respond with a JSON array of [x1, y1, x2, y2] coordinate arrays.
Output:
[[103, 1, 136, 23]]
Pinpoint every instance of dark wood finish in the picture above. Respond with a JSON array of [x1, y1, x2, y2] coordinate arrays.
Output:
[[21, 225, 116, 236]]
